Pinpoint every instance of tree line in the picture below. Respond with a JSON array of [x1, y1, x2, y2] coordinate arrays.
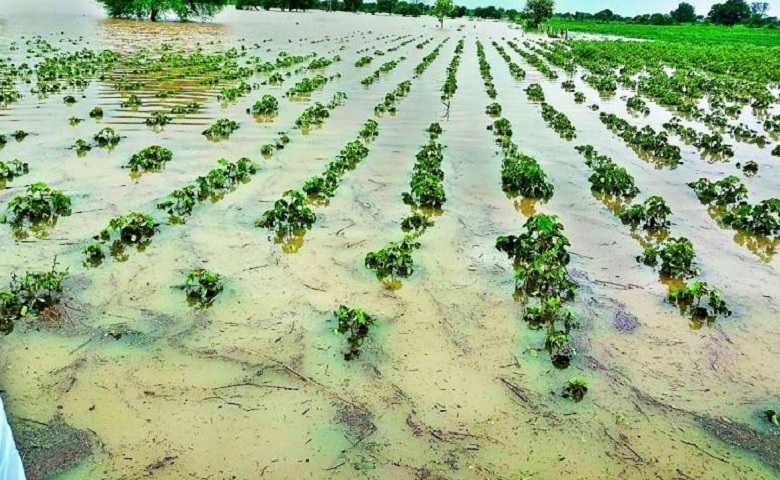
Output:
[[559, 1, 777, 28]]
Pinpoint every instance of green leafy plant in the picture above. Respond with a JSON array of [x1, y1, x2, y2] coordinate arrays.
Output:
[[256, 190, 316, 236], [589, 160, 639, 197], [669, 281, 732, 323], [720, 199, 780, 236], [562, 378, 588, 402], [427, 122, 443, 139], [641, 237, 698, 278], [688, 176, 747, 206], [170, 102, 201, 115], [525, 83, 545, 102], [92, 127, 120, 147], [333, 305, 377, 360], [485, 103, 502, 116], [501, 152, 554, 200], [365, 236, 421, 279], [180, 269, 224, 307], [359, 119, 379, 140], [247, 94, 279, 116], [82, 242, 105, 268], [89, 106, 103, 118], [0, 159, 29, 184], [99, 212, 156, 245], [128, 145, 173, 172], [145, 111, 172, 127], [619, 196, 671, 230], [400, 213, 434, 236], [0, 260, 68, 327], [765, 409, 779, 427], [120, 94, 142, 108], [203, 119, 239, 140], [2, 182, 72, 228]]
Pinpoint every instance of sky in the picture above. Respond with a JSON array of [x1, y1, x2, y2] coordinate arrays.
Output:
[[463, 0, 780, 16]]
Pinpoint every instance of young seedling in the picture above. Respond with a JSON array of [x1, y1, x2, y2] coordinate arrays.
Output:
[[180, 269, 224, 307], [128, 146, 173, 173], [2, 182, 72, 229], [333, 305, 377, 360], [120, 94, 142, 108], [256, 190, 316, 236], [365, 236, 421, 280], [145, 111, 172, 127], [0, 259, 68, 323], [82, 242, 105, 268], [400, 213, 434, 237], [203, 119, 240, 140], [619, 196, 671, 230], [92, 127, 120, 147], [669, 281, 732, 323], [562, 378, 588, 402]]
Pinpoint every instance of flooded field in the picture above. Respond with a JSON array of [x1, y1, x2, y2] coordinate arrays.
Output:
[[1, 1, 779, 479]]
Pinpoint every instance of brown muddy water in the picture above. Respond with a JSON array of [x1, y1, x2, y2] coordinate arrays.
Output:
[[1, 1, 780, 479]]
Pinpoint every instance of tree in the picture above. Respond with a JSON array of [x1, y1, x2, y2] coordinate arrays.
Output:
[[594, 9, 614, 21], [670, 2, 696, 23], [709, 0, 751, 25], [751, 2, 769, 16], [524, 0, 554, 28], [433, 0, 453, 27], [96, 0, 228, 21], [343, 0, 363, 12], [376, 0, 396, 14]]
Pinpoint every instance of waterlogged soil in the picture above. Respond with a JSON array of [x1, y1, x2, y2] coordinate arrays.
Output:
[[1, 2, 780, 479]]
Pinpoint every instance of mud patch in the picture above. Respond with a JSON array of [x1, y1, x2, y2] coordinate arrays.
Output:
[[10, 414, 96, 480], [697, 415, 780, 472]]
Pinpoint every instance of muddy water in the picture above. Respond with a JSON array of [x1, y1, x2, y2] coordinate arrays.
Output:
[[1, 2, 780, 479]]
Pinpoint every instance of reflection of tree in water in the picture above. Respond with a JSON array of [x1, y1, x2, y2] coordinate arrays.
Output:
[[734, 232, 778, 263]]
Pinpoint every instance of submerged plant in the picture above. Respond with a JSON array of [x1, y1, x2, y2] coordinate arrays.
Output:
[[0, 260, 68, 327], [501, 152, 554, 200], [365, 236, 421, 280], [400, 212, 434, 236], [1, 182, 72, 228], [180, 269, 224, 307], [247, 95, 279, 116], [128, 145, 173, 172], [0, 159, 29, 183], [256, 190, 316, 236], [359, 119, 379, 140], [765, 409, 779, 427], [669, 281, 731, 323], [89, 106, 103, 118], [170, 102, 201, 115], [485, 103, 502, 116], [619, 196, 671, 230], [82, 242, 105, 268], [688, 176, 747, 206], [92, 127, 120, 147], [720, 199, 780, 236], [333, 305, 377, 360], [145, 111, 172, 127], [562, 378, 588, 402], [641, 237, 698, 278], [99, 212, 156, 245], [120, 94, 142, 108], [203, 119, 239, 140]]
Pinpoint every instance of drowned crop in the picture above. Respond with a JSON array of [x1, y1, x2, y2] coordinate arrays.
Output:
[[365, 236, 421, 280], [256, 190, 316, 236], [0, 260, 69, 331], [92, 127, 120, 147], [619, 196, 671, 230], [562, 378, 588, 402], [688, 176, 747, 206], [203, 119, 239, 140], [640, 236, 698, 278], [525, 84, 545, 102], [401, 141, 446, 209], [179, 269, 224, 308], [501, 152, 554, 200], [247, 95, 279, 116], [0, 159, 29, 184], [541, 103, 576, 140], [485, 103, 502, 116], [128, 145, 173, 172], [669, 281, 731, 324], [333, 305, 377, 360], [720, 199, 780, 236], [1, 182, 72, 230]]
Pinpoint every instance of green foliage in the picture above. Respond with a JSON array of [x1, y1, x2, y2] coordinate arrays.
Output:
[[541, 103, 576, 139], [82, 242, 105, 268], [202, 119, 239, 140], [619, 196, 672, 230], [256, 190, 316, 236], [765, 409, 779, 427], [525, 83, 545, 102], [333, 305, 377, 360], [400, 213, 434, 236], [96, 0, 228, 21], [128, 145, 173, 172], [491, 118, 513, 138], [496, 215, 577, 300], [669, 281, 732, 323], [247, 95, 279, 116], [181, 269, 224, 307], [359, 119, 379, 140], [642, 237, 698, 278], [120, 94, 142, 108], [99, 212, 156, 245], [562, 378, 588, 402], [92, 127, 120, 147], [485, 103, 502, 116], [401, 141, 446, 209], [355, 56, 373, 68], [365, 236, 421, 279], [501, 151, 554, 200], [427, 122, 443, 139], [688, 176, 747, 205], [170, 102, 201, 115], [0, 159, 29, 184], [0, 260, 68, 329], [525, 0, 555, 27], [2, 182, 72, 228], [285, 74, 328, 97], [89, 106, 103, 118], [145, 111, 172, 127], [720, 199, 780, 235], [589, 159, 639, 197]]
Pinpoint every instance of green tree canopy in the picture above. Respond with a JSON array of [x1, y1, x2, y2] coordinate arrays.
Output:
[[709, 0, 751, 25], [97, 0, 228, 21], [670, 2, 696, 23], [524, 0, 554, 27], [433, 0, 453, 27]]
